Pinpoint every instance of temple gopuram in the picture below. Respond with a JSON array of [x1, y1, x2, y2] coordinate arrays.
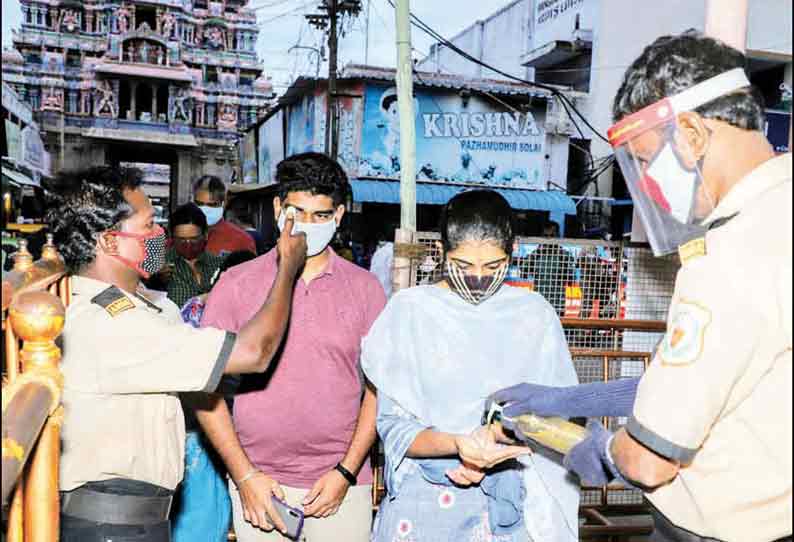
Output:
[[2, 0, 275, 205]]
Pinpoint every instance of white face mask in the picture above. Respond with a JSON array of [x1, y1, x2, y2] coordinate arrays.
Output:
[[278, 211, 337, 257], [643, 143, 699, 224], [199, 205, 224, 227]]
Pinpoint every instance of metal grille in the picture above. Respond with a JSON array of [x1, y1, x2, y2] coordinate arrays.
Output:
[[408, 234, 679, 326], [572, 353, 652, 508], [580, 488, 603, 507]]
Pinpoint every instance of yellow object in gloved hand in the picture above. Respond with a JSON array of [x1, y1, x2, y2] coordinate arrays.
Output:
[[485, 402, 588, 455]]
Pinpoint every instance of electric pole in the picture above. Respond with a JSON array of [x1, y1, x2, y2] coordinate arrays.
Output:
[[365, 0, 371, 65], [306, 0, 362, 160], [392, 0, 417, 295], [395, 0, 416, 233]]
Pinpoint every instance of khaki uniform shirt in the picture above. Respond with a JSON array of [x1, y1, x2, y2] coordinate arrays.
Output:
[[628, 153, 793, 542], [59, 276, 235, 491]]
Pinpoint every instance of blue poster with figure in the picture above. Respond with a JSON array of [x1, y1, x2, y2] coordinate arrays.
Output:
[[359, 84, 547, 189]]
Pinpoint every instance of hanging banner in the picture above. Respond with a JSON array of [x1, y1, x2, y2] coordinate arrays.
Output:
[[20, 125, 51, 176], [240, 130, 257, 184], [359, 84, 548, 189], [5, 121, 21, 161], [2, 83, 33, 125], [258, 109, 284, 186]]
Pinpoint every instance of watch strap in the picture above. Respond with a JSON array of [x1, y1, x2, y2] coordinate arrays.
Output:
[[334, 463, 357, 485]]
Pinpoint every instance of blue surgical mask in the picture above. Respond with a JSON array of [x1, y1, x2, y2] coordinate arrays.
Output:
[[200, 206, 223, 227]]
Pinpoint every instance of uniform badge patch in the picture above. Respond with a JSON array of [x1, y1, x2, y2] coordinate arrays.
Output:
[[678, 237, 706, 265], [91, 286, 135, 317], [660, 300, 712, 367]]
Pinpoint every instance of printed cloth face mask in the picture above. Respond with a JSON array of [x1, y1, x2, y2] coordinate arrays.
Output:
[[445, 260, 509, 305], [109, 224, 168, 279], [278, 211, 337, 257]]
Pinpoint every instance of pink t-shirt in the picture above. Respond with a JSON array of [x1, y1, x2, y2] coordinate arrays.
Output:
[[201, 249, 386, 488]]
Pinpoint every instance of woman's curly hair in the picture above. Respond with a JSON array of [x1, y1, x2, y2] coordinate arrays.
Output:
[[43, 166, 143, 273]]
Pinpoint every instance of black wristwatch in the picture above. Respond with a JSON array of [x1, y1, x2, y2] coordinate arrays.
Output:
[[334, 463, 357, 485]]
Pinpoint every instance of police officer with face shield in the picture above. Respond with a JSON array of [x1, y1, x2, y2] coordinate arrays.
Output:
[[490, 31, 792, 542], [43, 166, 306, 541]]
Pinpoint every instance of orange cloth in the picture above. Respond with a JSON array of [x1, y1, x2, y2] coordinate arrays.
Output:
[[205, 220, 256, 257]]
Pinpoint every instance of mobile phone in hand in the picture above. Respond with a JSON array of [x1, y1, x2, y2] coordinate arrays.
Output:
[[270, 496, 304, 540]]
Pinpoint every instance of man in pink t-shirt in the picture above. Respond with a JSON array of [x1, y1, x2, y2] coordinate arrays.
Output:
[[198, 153, 386, 542]]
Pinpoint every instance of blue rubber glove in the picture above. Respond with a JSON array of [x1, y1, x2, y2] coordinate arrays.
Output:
[[489, 378, 641, 420], [563, 420, 616, 487]]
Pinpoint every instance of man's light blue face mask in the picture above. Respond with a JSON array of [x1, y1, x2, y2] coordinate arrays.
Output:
[[199, 205, 223, 227]]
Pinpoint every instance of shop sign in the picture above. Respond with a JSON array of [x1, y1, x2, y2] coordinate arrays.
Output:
[[765, 109, 791, 153], [533, 0, 595, 47], [360, 84, 548, 189], [5, 120, 21, 161], [241, 131, 257, 184], [20, 125, 51, 176], [258, 109, 285, 186], [2, 83, 33, 125]]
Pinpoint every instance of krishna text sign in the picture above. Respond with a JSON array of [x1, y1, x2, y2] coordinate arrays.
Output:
[[359, 85, 548, 189]]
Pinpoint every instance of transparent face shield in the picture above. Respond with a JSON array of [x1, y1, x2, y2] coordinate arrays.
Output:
[[608, 68, 752, 256], [613, 124, 712, 256]]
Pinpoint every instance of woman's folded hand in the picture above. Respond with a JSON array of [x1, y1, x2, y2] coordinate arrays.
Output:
[[445, 463, 486, 487], [454, 426, 531, 470]]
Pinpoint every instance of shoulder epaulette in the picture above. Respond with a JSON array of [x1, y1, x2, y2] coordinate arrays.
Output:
[[132, 292, 163, 314], [708, 212, 740, 231], [91, 286, 135, 317]]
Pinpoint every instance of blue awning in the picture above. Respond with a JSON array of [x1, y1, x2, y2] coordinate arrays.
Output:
[[350, 179, 577, 215]]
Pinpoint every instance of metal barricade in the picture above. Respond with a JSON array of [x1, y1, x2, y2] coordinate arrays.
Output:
[[2, 236, 69, 542]]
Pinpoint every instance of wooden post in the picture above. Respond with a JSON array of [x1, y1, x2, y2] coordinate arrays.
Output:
[[8, 291, 66, 542]]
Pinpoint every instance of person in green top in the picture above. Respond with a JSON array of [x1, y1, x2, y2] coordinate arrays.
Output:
[[164, 202, 225, 308]]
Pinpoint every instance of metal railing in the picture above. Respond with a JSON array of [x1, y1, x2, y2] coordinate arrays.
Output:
[[2, 235, 69, 542]]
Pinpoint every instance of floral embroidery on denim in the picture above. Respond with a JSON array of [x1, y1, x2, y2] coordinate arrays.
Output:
[[438, 489, 456, 510], [397, 519, 413, 536], [469, 512, 514, 542]]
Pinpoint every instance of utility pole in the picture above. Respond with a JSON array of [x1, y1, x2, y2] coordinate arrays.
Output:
[[306, 0, 362, 160], [328, 0, 339, 159], [364, 0, 371, 65], [395, 0, 416, 233], [392, 0, 417, 294]]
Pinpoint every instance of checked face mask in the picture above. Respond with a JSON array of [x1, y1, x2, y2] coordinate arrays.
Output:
[[445, 260, 509, 305], [108, 225, 168, 279]]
